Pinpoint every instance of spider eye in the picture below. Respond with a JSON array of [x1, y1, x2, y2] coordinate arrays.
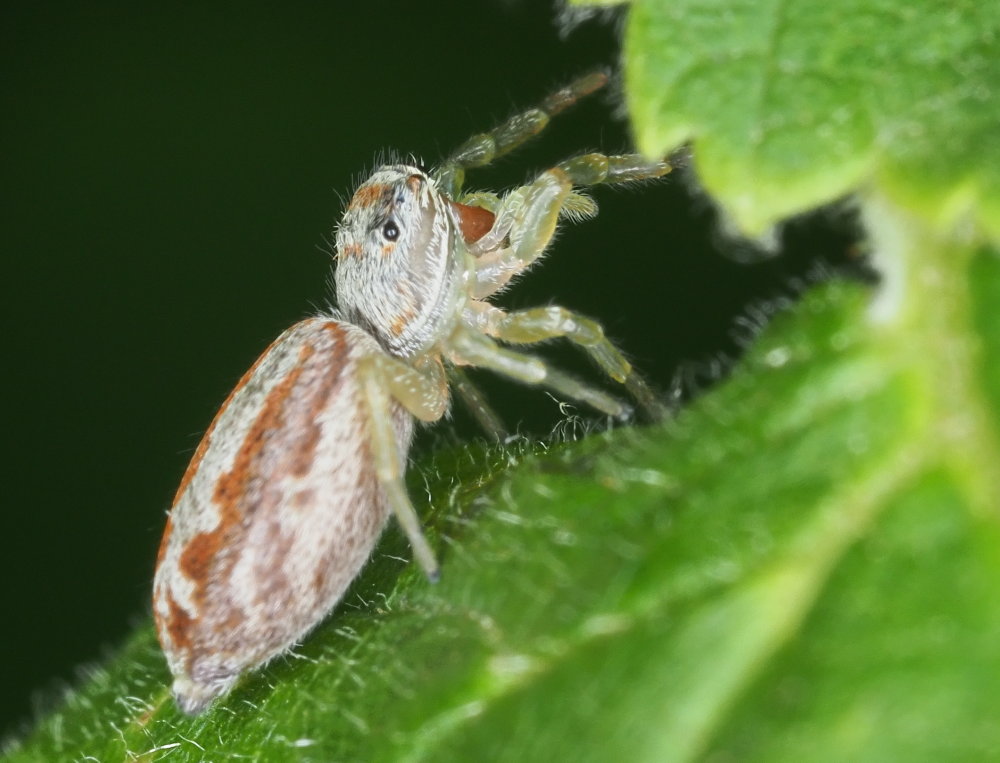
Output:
[[382, 220, 400, 241]]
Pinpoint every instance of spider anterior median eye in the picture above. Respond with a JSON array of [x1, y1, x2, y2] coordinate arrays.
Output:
[[382, 220, 400, 241]]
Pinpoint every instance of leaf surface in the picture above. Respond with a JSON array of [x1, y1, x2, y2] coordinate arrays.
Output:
[[616, 0, 1000, 236]]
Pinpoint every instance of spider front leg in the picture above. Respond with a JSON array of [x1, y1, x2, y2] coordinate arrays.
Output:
[[433, 71, 608, 198], [469, 152, 672, 297], [359, 353, 449, 581], [468, 302, 664, 420]]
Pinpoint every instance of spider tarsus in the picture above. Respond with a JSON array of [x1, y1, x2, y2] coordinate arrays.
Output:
[[542, 70, 609, 116]]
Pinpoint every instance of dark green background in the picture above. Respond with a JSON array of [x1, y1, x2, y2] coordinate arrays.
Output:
[[0, 1, 854, 737]]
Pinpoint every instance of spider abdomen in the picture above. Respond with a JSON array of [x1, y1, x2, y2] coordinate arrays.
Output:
[[153, 318, 413, 714]]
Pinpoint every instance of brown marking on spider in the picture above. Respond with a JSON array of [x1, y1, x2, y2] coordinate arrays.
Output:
[[172, 332, 289, 502], [165, 592, 195, 653], [211, 347, 311, 515], [155, 515, 173, 569], [179, 530, 226, 607], [288, 323, 348, 477], [293, 488, 316, 508], [347, 183, 391, 210], [389, 306, 417, 337], [450, 201, 496, 244], [340, 242, 362, 258]]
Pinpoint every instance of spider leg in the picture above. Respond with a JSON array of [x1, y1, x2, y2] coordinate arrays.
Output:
[[433, 71, 608, 198], [466, 302, 664, 420], [359, 353, 450, 581], [446, 365, 507, 440], [469, 152, 672, 296], [447, 327, 631, 419]]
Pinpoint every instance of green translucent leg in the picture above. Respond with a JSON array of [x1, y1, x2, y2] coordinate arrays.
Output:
[[447, 328, 631, 419], [470, 152, 672, 297], [477, 304, 664, 420], [446, 365, 507, 440], [457, 191, 501, 213], [433, 71, 608, 198], [555, 152, 672, 186], [360, 356, 448, 581], [374, 353, 449, 423]]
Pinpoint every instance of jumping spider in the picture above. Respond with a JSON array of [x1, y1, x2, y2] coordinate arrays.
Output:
[[154, 71, 670, 714]]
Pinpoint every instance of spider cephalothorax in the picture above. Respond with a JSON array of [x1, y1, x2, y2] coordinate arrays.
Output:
[[335, 166, 466, 358]]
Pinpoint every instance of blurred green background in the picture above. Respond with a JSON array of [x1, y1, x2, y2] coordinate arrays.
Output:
[[0, 0, 855, 737]]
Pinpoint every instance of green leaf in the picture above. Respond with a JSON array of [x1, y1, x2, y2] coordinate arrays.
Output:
[[618, 0, 1000, 237]]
